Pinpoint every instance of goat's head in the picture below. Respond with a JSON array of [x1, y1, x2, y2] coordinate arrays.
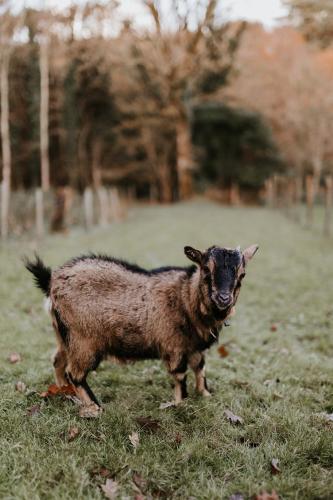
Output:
[[184, 244, 258, 312]]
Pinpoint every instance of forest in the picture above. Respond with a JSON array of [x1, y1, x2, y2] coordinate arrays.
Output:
[[0, 0, 333, 236]]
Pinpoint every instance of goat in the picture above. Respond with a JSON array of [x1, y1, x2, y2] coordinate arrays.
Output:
[[25, 244, 258, 416]]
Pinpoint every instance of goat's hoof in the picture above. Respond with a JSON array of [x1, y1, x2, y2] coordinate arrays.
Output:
[[79, 403, 103, 418]]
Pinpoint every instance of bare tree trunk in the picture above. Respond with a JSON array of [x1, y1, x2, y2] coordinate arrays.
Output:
[[40, 39, 50, 192], [324, 174, 333, 237], [305, 174, 314, 228], [176, 120, 193, 200], [0, 51, 11, 239]]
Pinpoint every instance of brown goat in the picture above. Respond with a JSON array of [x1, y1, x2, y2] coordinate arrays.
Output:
[[26, 244, 258, 416]]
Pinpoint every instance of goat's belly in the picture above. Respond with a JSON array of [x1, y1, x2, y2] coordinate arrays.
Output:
[[109, 340, 159, 361]]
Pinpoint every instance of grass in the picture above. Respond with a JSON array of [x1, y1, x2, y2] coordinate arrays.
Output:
[[0, 200, 332, 500]]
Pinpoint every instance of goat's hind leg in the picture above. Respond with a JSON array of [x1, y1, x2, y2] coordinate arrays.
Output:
[[168, 355, 188, 405], [53, 348, 68, 386], [66, 349, 103, 417]]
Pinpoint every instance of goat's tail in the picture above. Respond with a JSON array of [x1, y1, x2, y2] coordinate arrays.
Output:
[[25, 255, 52, 297]]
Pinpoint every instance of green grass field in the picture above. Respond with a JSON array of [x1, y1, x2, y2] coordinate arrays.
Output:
[[0, 201, 332, 500]]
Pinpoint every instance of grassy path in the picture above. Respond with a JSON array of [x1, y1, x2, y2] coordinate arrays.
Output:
[[0, 201, 332, 499]]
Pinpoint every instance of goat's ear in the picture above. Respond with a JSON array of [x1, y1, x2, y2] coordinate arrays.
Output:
[[242, 244, 259, 265], [184, 246, 203, 265]]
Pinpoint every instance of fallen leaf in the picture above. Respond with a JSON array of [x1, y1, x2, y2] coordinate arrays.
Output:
[[229, 494, 244, 500], [132, 472, 147, 492], [68, 426, 80, 442], [270, 324, 278, 332], [99, 468, 113, 478], [135, 416, 161, 433], [9, 352, 21, 364], [224, 409, 243, 425], [271, 458, 281, 475], [218, 344, 229, 357], [129, 431, 140, 449], [15, 381, 26, 393], [101, 478, 118, 499], [90, 467, 113, 479], [255, 490, 279, 500], [159, 401, 176, 409], [175, 432, 182, 445], [26, 404, 41, 417], [40, 383, 76, 398]]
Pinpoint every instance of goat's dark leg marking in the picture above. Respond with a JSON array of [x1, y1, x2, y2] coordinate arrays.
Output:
[[67, 372, 101, 408], [189, 352, 211, 397], [169, 355, 188, 404], [53, 349, 68, 386]]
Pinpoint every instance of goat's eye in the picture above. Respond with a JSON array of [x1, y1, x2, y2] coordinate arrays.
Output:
[[239, 272, 246, 280]]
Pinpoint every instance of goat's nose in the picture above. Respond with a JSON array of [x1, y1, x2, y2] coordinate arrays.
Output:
[[219, 293, 231, 304]]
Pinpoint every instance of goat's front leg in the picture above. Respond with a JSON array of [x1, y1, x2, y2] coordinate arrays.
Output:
[[167, 355, 188, 405], [189, 352, 211, 397]]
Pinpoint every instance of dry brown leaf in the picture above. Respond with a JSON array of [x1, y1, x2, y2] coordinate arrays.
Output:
[[68, 426, 80, 442], [255, 490, 279, 500], [135, 416, 161, 433], [175, 432, 182, 445], [9, 352, 21, 364], [224, 409, 243, 425], [101, 478, 118, 499], [270, 324, 278, 332], [129, 431, 140, 449], [218, 344, 229, 357], [271, 458, 281, 475], [26, 404, 41, 416], [132, 472, 147, 492], [40, 383, 76, 398], [15, 381, 26, 393]]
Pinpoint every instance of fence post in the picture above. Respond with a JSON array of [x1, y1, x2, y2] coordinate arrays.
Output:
[[83, 187, 94, 229], [109, 187, 121, 222], [97, 187, 109, 227], [0, 180, 10, 239], [35, 188, 44, 238], [305, 174, 314, 228], [324, 174, 332, 237]]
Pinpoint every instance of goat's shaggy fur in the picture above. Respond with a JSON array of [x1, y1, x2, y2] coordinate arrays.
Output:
[[25, 245, 258, 415]]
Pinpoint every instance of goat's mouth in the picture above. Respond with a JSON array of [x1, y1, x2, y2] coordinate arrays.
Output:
[[212, 296, 233, 311]]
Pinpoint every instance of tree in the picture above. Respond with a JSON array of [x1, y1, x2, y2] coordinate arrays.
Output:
[[225, 24, 333, 225], [121, 0, 246, 199], [0, 7, 23, 238], [285, 0, 333, 47]]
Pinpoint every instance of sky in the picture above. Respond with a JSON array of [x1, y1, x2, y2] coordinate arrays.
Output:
[[18, 0, 288, 28]]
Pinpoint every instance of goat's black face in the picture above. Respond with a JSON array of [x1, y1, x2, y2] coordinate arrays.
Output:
[[184, 244, 258, 312]]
